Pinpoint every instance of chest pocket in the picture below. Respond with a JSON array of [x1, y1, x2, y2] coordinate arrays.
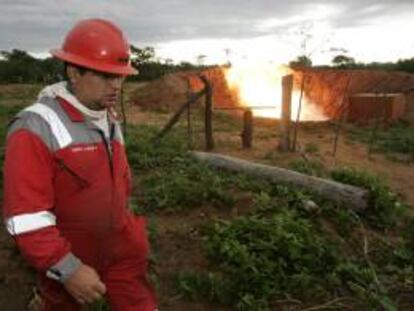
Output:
[[54, 143, 111, 196], [55, 158, 90, 191]]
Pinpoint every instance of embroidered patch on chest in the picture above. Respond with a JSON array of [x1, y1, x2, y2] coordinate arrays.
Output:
[[71, 145, 98, 153]]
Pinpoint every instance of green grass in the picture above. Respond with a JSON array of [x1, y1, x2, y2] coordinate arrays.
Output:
[[0, 84, 42, 105], [304, 142, 320, 154], [348, 122, 414, 159]]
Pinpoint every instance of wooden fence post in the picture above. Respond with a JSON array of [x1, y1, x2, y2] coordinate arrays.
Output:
[[186, 78, 193, 149], [279, 74, 293, 151], [200, 76, 215, 151], [242, 109, 253, 149]]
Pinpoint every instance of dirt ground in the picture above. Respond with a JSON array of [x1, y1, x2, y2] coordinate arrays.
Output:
[[0, 82, 413, 310]]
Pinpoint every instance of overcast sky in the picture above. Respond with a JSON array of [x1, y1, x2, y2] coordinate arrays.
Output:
[[1, 0, 414, 65]]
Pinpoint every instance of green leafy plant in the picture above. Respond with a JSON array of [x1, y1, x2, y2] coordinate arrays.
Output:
[[176, 271, 233, 304], [289, 158, 326, 177], [141, 158, 235, 211], [125, 124, 189, 170], [201, 210, 341, 309], [252, 185, 314, 217], [331, 167, 405, 229], [348, 122, 414, 159], [88, 299, 110, 311], [304, 142, 320, 154]]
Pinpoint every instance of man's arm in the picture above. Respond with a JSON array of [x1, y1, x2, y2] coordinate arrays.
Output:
[[3, 128, 79, 279], [3, 126, 105, 303]]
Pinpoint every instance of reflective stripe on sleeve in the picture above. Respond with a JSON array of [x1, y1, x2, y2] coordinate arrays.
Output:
[[6, 211, 56, 236], [25, 103, 72, 148]]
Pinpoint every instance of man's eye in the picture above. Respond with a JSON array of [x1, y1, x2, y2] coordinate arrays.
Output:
[[103, 73, 119, 79]]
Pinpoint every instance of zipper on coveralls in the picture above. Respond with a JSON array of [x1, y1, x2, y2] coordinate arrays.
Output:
[[95, 124, 116, 271]]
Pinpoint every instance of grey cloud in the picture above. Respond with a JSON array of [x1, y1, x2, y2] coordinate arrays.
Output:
[[0, 0, 412, 52]]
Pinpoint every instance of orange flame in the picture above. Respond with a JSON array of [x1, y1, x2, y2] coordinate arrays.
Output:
[[224, 63, 328, 121]]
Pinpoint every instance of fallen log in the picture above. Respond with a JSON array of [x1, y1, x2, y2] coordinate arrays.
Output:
[[190, 151, 368, 210]]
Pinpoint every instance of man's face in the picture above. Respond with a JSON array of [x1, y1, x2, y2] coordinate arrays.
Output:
[[69, 66, 125, 110]]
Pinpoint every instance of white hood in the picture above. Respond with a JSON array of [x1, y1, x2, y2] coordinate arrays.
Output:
[[38, 82, 107, 120]]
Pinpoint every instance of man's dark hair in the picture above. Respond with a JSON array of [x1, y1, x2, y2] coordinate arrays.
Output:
[[63, 62, 121, 80], [63, 62, 88, 79]]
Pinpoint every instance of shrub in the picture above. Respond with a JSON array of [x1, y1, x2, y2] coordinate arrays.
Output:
[[141, 158, 234, 211], [202, 210, 341, 308], [125, 124, 189, 170], [331, 167, 405, 229], [289, 158, 326, 177], [349, 122, 414, 157]]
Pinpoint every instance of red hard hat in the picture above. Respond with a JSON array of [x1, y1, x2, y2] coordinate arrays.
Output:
[[50, 18, 137, 76]]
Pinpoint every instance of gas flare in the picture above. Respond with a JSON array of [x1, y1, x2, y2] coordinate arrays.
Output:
[[224, 62, 328, 121]]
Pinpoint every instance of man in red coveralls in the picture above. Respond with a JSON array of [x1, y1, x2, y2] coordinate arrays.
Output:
[[2, 18, 157, 310]]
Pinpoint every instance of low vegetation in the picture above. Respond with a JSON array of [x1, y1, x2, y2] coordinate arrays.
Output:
[[0, 86, 413, 310], [124, 124, 414, 310], [348, 121, 414, 162]]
